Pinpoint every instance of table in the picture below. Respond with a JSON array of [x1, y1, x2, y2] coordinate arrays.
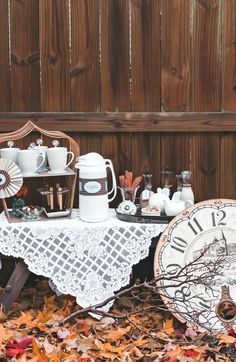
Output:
[[0, 209, 167, 312]]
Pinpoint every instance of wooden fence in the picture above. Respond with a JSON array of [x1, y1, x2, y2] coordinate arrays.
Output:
[[0, 0, 236, 202]]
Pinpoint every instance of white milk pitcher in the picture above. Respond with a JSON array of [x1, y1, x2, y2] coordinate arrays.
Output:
[[75, 152, 117, 222]]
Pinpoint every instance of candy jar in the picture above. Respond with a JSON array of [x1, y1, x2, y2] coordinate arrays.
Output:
[[180, 171, 194, 204], [140, 171, 154, 208]]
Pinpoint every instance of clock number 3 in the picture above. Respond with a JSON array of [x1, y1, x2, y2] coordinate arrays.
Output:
[[211, 210, 226, 227]]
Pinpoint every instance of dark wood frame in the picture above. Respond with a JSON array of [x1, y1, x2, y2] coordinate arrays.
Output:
[[0, 112, 236, 132]]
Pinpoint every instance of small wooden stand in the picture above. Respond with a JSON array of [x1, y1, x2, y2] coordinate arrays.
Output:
[[0, 121, 80, 221], [0, 121, 80, 311]]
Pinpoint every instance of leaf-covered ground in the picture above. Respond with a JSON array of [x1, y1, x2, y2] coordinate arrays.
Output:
[[1, 281, 236, 361]]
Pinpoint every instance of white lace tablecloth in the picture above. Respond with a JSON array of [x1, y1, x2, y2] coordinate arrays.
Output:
[[0, 209, 167, 310]]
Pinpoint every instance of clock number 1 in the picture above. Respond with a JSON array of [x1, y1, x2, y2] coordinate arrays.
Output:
[[212, 210, 226, 227]]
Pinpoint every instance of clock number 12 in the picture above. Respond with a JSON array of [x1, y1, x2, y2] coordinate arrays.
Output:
[[212, 210, 226, 227]]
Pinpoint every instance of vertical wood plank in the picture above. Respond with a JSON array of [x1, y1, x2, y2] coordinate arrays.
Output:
[[161, 0, 190, 111], [100, 134, 119, 207], [117, 134, 133, 175], [0, 0, 11, 111], [222, 0, 236, 111], [40, 0, 70, 111], [131, 134, 161, 192], [220, 134, 236, 198], [160, 134, 191, 190], [191, 0, 221, 111], [11, 0, 40, 111], [101, 0, 130, 111], [71, 0, 100, 111], [191, 134, 220, 201], [131, 0, 161, 111]]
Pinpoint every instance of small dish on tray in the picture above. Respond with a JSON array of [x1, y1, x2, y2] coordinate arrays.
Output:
[[116, 206, 173, 224], [141, 206, 160, 216]]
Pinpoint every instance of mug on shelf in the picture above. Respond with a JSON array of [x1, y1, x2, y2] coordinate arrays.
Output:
[[32, 145, 48, 172], [46, 147, 74, 173], [17, 149, 46, 176], [0, 147, 20, 164]]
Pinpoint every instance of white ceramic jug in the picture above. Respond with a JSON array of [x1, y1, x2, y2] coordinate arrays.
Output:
[[75, 152, 117, 222]]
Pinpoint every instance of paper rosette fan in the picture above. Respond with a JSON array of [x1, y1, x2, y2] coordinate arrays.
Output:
[[0, 158, 23, 198]]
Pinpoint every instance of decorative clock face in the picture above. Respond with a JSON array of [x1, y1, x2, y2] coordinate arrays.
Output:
[[154, 199, 236, 332]]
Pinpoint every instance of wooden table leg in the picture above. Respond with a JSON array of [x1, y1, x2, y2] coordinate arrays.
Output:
[[0, 260, 31, 313]]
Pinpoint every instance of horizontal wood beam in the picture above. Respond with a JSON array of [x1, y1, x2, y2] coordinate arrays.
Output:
[[0, 112, 235, 132]]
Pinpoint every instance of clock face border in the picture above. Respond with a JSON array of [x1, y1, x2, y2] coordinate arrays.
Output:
[[154, 198, 236, 332]]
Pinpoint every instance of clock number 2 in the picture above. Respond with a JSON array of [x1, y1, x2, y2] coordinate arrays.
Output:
[[212, 210, 226, 227]]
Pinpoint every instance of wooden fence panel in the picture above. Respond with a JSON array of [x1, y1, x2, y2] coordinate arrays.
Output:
[[191, 134, 221, 201], [191, 0, 221, 111], [70, 0, 100, 111], [101, 0, 130, 111], [131, 0, 161, 111], [0, 0, 11, 111], [40, 0, 70, 111], [222, 0, 236, 111], [161, 0, 190, 111], [220, 134, 236, 199], [10, 0, 40, 111]]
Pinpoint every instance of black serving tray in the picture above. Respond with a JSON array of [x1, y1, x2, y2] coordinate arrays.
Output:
[[116, 207, 174, 224]]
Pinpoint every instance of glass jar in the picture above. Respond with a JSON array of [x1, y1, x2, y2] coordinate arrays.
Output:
[[180, 171, 194, 203], [140, 172, 154, 208]]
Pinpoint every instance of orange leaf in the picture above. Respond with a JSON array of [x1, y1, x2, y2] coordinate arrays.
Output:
[[46, 352, 61, 362], [106, 325, 131, 340], [163, 319, 174, 335], [101, 342, 125, 357], [134, 337, 149, 347], [166, 346, 182, 362], [218, 333, 236, 344], [32, 338, 47, 362], [12, 311, 34, 327], [84, 319, 89, 336]]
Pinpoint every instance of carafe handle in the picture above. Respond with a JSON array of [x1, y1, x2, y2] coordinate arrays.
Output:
[[105, 159, 117, 202]]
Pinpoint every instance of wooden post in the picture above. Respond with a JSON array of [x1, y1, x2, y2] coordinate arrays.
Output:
[[0, 260, 31, 313]]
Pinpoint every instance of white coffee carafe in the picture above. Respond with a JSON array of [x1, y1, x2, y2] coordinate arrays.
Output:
[[75, 152, 117, 222]]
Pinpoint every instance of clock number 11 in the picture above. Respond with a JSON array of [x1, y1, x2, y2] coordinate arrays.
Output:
[[188, 217, 203, 235]]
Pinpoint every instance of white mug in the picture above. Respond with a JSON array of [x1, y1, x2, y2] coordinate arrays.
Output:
[[32, 145, 48, 171], [0, 147, 20, 164], [17, 149, 45, 176], [47, 147, 74, 173]]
